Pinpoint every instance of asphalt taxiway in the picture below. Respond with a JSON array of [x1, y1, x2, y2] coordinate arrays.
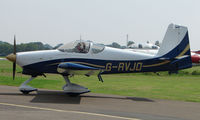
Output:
[[0, 85, 200, 120]]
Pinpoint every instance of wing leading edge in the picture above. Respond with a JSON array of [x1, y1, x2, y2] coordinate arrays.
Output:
[[57, 62, 103, 77]]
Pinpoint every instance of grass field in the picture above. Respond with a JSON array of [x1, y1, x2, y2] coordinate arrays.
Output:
[[0, 60, 200, 102]]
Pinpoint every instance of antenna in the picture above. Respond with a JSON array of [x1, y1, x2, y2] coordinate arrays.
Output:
[[80, 34, 82, 41], [126, 34, 129, 47]]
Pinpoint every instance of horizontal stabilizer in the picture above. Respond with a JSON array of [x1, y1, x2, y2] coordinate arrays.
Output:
[[159, 55, 189, 61], [170, 55, 190, 65]]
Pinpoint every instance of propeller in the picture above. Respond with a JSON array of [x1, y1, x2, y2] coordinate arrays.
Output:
[[6, 35, 17, 80], [13, 35, 16, 80]]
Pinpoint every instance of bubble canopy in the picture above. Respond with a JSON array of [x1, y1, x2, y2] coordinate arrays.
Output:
[[58, 40, 105, 54]]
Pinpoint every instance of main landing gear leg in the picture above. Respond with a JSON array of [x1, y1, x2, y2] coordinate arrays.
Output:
[[62, 75, 90, 96], [19, 76, 37, 95]]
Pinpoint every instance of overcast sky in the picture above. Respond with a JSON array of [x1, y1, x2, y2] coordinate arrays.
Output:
[[0, 0, 199, 50]]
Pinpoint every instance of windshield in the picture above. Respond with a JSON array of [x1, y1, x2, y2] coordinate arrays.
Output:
[[91, 43, 105, 54], [58, 40, 90, 53]]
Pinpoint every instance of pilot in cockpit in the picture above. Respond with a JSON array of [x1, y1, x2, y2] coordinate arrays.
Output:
[[75, 42, 86, 53]]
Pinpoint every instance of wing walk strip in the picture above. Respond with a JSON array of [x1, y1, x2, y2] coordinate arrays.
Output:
[[0, 102, 140, 120]]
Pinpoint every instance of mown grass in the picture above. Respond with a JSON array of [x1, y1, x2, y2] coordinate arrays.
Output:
[[0, 60, 200, 102]]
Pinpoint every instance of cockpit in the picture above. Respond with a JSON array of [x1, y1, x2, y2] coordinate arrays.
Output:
[[58, 40, 105, 54]]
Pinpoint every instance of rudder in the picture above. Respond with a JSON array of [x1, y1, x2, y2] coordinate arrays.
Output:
[[157, 24, 191, 58]]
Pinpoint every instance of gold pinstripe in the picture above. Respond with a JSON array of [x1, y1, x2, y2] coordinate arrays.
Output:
[[176, 44, 190, 57], [47, 62, 60, 66], [48, 61, 105, 68], [143, 60, 170, 67], [68, 61, 105, 68]]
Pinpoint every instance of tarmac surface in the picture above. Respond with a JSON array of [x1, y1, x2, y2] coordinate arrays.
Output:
[[0, 85, 200, 120]]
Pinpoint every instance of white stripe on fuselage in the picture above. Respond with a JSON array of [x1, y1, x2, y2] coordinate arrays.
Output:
[[16, 47, 155, 67]]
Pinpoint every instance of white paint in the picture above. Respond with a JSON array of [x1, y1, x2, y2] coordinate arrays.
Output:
[[126, 49, 158, 55], [16, 46, 154, 67], [157, 24, 187, 57]]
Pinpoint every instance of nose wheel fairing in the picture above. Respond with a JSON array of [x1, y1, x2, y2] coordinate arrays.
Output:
[[63, 84, 90, 94], [19, 77, 38, 94]]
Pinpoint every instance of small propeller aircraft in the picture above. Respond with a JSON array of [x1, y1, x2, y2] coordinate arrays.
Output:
[[6, 24, 192, 95], [191, 51, 200, 66], [127, 43, 200, 66]]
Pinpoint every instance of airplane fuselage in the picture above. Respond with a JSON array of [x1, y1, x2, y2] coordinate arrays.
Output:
[[16, 46, 187, 76]]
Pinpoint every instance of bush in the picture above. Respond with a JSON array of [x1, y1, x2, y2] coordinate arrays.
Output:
[[191, 70, 200, 75]]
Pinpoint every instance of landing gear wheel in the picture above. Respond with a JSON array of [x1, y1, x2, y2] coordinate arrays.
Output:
[[20, 90, 30, 95], [19, 77, 38, 95], [67, 93, 80, 97], [62, 76, 90, 96]]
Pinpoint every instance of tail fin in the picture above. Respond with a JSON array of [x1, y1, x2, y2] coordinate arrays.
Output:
[[157, 23, 192, 69], [157, 23, 191, 58]]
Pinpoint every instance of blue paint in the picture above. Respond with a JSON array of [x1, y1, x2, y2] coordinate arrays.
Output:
[[58, 62, 99, 70]]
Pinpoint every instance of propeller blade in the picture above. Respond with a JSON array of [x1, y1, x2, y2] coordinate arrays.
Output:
[[13, 62, 16, 80], [14, 35, 16, 55], [13, 35, 16, 80]]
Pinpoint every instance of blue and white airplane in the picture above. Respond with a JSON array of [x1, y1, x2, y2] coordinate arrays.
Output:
[[6, 24, 192, 95]]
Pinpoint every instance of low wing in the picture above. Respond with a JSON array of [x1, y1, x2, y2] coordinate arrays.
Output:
[[57, 62, 103, 76]]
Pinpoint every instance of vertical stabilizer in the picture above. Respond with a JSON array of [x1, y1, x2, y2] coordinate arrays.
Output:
[[157, 24, 191, 58], [157, 24, 192, 70]]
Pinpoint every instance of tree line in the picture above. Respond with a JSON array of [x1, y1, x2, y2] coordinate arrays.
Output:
[[0, 40, 126, 56], [0, 40, 159, 56], [0, 41, 63, 56]]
